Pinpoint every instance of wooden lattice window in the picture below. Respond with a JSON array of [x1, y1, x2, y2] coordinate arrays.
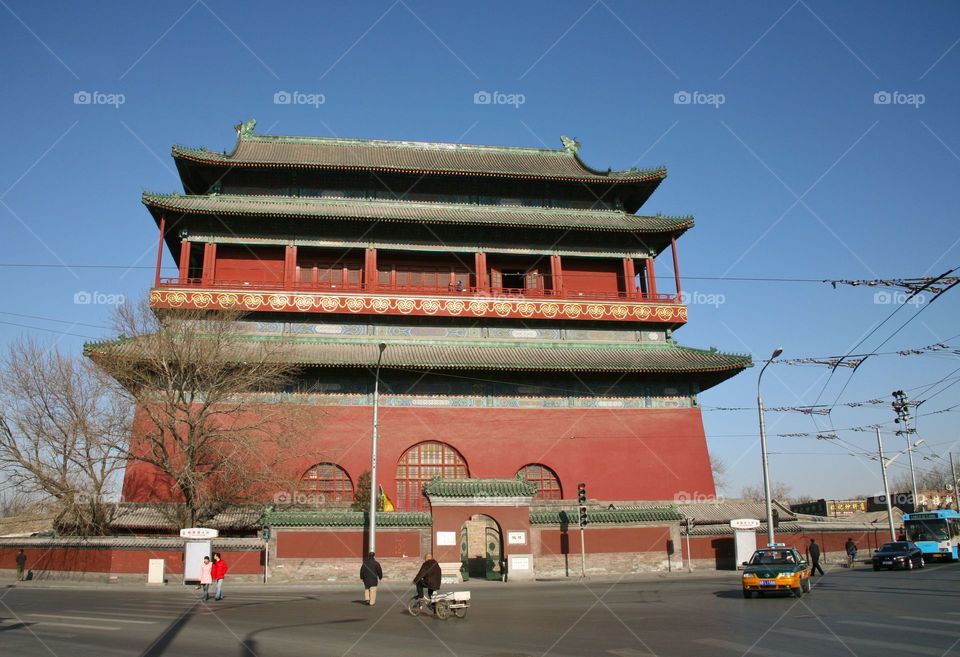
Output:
[[518, 463, 562, 501], [396, 442, 469, 511], [297, 462, 353, 505]]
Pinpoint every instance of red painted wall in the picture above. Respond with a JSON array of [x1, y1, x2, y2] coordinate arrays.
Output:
[[535, 526, 672, 556], [215, 245, 284, 284], [561, 257, 623, 295], [276, 529, 422, 559], [123, 405, 715, 507], [0, 546, 262, 576]]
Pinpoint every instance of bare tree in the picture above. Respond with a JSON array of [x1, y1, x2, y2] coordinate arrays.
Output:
[[891, 462, 955, 495], [89, 301, 310, 528], [741, 481, 793, 503], [709, 454, 729, 492], [0, 339, 130, 535]]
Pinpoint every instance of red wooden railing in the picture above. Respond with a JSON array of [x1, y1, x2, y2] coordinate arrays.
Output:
[[156, 277, 679, 303]]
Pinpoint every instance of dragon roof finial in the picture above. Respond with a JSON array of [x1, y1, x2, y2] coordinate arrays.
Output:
[[234, 118, 257, 138], [560, 135, 580, 155]]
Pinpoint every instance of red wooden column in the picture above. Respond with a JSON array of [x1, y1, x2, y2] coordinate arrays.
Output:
[[283, 244, 298, 289], [154, 215, 166, 288], [646, 256, 658, 298], [475, 252, 488, 291], [364, 248, 378, 291], [623, 257, 637, 298], [178, 239, 191, 283], [550, 255, 563, 295], [201, 242, 217, 286], [671, 237, 682, 298]]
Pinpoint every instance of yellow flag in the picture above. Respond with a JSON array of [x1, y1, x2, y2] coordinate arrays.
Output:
[[379, 485, 395, 512]]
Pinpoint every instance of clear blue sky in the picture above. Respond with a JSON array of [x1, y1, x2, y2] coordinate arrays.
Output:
[[1, 0, 958, 500]]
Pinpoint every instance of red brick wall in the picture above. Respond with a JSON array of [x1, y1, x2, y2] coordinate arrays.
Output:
[[124, 405, 715, 505], [685, 529, 895, 569], [276, 529, 422, 559]]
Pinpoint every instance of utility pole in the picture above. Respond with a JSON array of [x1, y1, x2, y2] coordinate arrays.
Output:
[[876, 428, 897, 542], [892, 390, 920, 511], [951, 453, 959, 512]]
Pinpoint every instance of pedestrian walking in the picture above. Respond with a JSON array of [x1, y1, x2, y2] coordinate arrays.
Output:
[[15, 549, 26, 581], [807, 539, 825, 576], [211, 552, 228, 600], [199, 556, 213, 600], [845, 537, 858, 569], [360, 551, 383, 606], [412, 553, 441, 600]]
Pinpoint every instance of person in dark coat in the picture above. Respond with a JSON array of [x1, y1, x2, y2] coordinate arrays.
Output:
[[15, 549, 26, 581], [412, 553, 441, 600], [360, 552, 383, 606], [806, 539, 825, 576]]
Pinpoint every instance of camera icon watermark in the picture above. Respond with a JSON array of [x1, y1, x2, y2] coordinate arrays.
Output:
[[473, 90, 526, 109], [73, 291, 126, 306], [673, 90, 725, 108], [273, 491, 326, 505], [273, 90, 325, 108], [73, 90, 125, 108], [674, 491, 724, 503], [679, 290, 726, 308], [872, 290, 926, 307], [873, 90, 925, 108]]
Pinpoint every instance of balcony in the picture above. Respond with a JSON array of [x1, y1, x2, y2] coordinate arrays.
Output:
[[151, 276, 685, 324]]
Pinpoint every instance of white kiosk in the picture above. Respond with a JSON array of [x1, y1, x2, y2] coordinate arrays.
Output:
[[730, 518, 760, 568], [180, 527, 218, 584]]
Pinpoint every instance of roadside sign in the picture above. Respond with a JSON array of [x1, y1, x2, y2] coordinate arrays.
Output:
[[730, 518, 761, 530], [180, 527, 219, 539]]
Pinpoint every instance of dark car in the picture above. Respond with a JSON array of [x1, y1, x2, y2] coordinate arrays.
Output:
[[872, 541, 925, 571]]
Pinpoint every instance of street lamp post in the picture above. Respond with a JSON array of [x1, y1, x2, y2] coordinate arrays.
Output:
[[757, 347, 783, 547], [368, 343, 387, 553], [876, 428, 897, 542]]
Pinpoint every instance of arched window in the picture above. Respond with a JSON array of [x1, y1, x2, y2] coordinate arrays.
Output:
[[297, 463, 353, 506], [518, 463, 562, 501], [396, 442, 469, 511]]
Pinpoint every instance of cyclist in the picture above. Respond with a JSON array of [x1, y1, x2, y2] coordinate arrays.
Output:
[[413, 553, 442, 600], [845, 538, 858, 568]]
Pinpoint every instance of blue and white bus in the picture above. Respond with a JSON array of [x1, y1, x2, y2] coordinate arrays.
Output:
[[903, 510, 960, 561]]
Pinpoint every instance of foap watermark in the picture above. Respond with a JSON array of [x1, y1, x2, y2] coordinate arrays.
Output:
[[473, 90, 526, 108], [674, 491, 724, 504], [873, 90, 925, 108], [873, 290, 927, 307], [73, 291, 125, 306], [273, 90, 325, 108], [73, 90, 125, 108], [273, 491, 326, 505], [679, 290, 726, 307], [674, 90, 725, 108]]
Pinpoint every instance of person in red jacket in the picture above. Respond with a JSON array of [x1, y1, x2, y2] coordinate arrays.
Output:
[[211, 552, 228, 601]]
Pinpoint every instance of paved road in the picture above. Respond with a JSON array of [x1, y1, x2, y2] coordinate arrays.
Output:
[[2, 562, 959, 656]]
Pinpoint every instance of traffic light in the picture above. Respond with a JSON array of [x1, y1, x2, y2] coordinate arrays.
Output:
[[577, 482, 587, 505], [579, 505, 588, 527]]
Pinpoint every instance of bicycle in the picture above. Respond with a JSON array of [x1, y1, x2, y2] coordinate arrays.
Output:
[[407, 591, 470, 620]]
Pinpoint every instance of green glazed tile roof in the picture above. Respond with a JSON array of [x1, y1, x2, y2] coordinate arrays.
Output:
[[259, 510, 431, 527], [143, 193, 693, 234], [424, 478, 538, 498], [530, 507, 683, 525], [88, 337, 751, 376], [172, 132, 666, 184]]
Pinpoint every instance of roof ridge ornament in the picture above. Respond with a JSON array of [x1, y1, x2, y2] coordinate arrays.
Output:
[[560, 135, 580, 155], [235, 118, 256, 138]]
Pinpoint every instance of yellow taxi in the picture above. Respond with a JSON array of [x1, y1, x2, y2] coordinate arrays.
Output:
[[741, 544, 812, 598]]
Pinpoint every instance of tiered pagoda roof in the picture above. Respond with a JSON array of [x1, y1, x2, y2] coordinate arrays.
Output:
[[173, 133, 666, 184], [143, 192, 694, 235], [87, 335, 750, 386]]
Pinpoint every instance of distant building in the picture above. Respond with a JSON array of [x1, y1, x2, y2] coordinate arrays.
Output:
[[790, 499, 866, 517]]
